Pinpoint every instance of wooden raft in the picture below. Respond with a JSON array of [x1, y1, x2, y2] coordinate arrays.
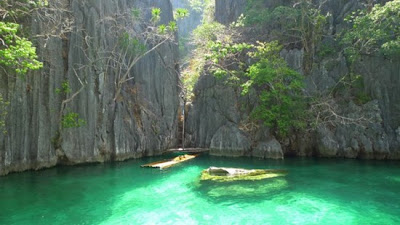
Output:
[[141, 154, 198, 170]]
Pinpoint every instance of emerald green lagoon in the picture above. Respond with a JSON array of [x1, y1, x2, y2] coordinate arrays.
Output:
[[1, 154, 399, 224]]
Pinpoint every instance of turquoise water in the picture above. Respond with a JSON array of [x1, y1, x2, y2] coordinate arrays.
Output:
[[0, 154, 399, 225]]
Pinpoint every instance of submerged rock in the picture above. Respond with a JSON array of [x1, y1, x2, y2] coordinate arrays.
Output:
[[200, 167, 288, 182], [205, 179, 289, 198]]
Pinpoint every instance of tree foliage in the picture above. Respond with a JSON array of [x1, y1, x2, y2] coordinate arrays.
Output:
[[0, 22, 42, 75], [61, 112, 86, 129], [245, 42, 306, 136], [187, 0, 213, 19], [193, 22, 227, 47], [187, 0, 206, 12], [0, 0, 47, 76], [208, 41, 306, 137], [174, 8, 189, 20], [244, 0, 327, 73], [182, 18, 227, 101], [342, 0, 400, 62]]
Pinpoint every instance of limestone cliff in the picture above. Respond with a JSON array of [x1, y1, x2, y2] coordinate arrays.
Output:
[[185, 0, 400, 159], [0, 0, 180, 175]]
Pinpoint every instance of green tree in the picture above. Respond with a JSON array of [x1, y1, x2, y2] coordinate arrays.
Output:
[[342, 0, 400, 63], [0, 22, 42, 75], [61, 112, 86, 129], [0, 0, 46, 76], [181, 19, 227, 101], [174, 8, 189, 20], [243, 42, 306, 137], [208, 41, 306, 137]]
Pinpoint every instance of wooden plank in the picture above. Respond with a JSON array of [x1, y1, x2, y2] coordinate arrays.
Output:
[[141, 154, 198, 169], [141, 159, 169, 168], [152, 161, 179, 170]]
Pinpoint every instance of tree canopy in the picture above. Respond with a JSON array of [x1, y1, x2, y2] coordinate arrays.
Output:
[[0, 0, 48, 76], [0, 22, 42, 75], [207, 41, 306, 137], [342, 0, 400, 62]]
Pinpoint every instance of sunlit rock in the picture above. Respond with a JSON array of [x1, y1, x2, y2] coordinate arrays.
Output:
[[200, 167, 287, 182]]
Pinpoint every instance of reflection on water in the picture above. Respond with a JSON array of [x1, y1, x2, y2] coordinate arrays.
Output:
[[197, 177, 288, 200]]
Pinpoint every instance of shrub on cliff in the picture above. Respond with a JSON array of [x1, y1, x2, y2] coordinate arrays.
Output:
[[207, 41, 307, 137], [342, 0, 400, 62]]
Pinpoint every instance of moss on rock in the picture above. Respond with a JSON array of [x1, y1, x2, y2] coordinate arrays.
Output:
[[200, 167, 288, 182]]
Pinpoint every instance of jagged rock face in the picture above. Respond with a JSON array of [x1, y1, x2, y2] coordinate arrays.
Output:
[[210, 122, 251, 157], [185, 74, 243, 149], [253, 139, 284, 160], [356, 57, 400, 131], [185, 0, 400, 159], [0, 0, 180, 175]]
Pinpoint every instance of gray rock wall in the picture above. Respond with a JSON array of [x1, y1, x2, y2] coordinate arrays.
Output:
[[0, 0, 180, 175], [185, 0, 400, 159], [185, 74, 244, 148]]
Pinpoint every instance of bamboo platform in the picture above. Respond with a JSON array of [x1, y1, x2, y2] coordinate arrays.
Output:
[[141, 154, 198, 170], [165, 148, 210, 154]]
